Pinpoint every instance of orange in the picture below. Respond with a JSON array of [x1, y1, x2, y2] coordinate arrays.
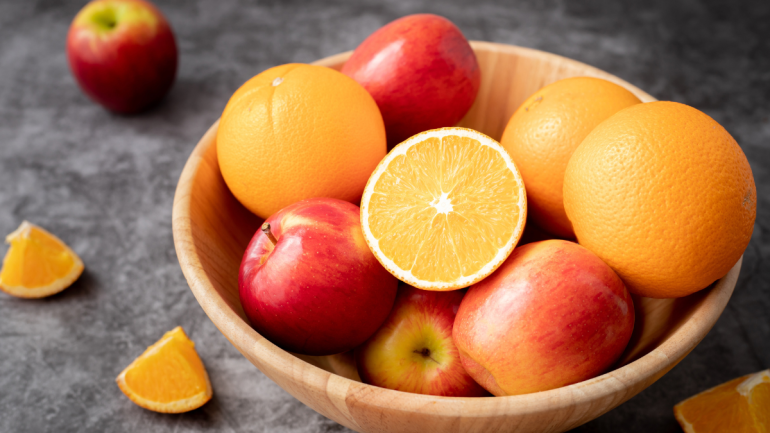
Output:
[[674, 369, 769, 433], [500, 77, 641, 238], [0, 221, 84, 298], [563, 101, 756, 298], [116, 326, 212, 413], [217, 63, 386, 219], [360, 127, 527, 290]]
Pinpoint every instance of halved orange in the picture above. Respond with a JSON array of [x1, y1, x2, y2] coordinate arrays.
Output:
[[674, 369, 770, 433], [0, 221, 84, 298], [360, 127, 527, 290], [116, 327, 212, 413]]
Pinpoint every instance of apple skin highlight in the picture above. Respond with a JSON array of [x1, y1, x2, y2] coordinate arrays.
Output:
[[66, 0, 178, 114], [453, 239, 635, 396], [356, 284, 489, 397], [341, 14, 480, 149], [239, 198, 399, 356]]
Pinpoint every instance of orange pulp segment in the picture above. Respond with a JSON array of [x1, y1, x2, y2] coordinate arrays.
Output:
[[116, 327, 212, 413], [0, 221, 84, 298], [360, 127, 527, 290], [674, 369, 770, 433]]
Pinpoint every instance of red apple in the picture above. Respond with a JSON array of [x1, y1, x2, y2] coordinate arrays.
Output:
[[356, 284, 488, 397], [66, 0, 178, 114], [239, 198, 399, 356], [453, 239, 635, 396], [341, 14, 480, 148]]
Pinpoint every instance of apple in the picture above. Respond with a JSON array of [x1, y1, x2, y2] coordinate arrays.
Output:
[[341, 14, 480, 148], [356, 284, 488, 397], [239, 198, 399, 356], [66, 0, 178, 114], [453, 239, 635, 396]]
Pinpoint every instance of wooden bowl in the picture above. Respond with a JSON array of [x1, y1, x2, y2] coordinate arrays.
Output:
[[172, 41, 740, 433]]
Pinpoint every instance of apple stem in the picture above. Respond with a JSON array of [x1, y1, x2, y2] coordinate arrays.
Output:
[[261, 222, 278, 246], [413, 348, 439, 364]]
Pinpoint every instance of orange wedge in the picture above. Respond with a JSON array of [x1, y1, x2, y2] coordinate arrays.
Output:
[[360, 127, 527, 290], [116, 327, 212, 413], [0, 221, 84, 298], [674, 369, 770, 433]]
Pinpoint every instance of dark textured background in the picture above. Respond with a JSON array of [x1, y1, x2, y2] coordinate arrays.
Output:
[[0, 0, 768, 432]]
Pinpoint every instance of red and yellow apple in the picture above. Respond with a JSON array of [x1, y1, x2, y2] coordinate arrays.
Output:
[[239, 198, 399, 356], [66, 0, 178, 114], [341, 14, 480, 148], [356, 284, 488, 397], [453, 239, 635, 396]]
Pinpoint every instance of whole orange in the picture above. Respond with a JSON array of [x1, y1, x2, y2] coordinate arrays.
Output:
[[500, 77, 642, 238], [217, 63, 386, 219], [563, 101, 756, 298]]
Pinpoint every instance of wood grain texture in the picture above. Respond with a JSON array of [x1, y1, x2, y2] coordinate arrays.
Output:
[[172, 42, 739, 433]]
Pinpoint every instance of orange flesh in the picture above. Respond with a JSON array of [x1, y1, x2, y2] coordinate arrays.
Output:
[[123, 330, 209, 403], [368, 134, 522, 284], [674, 370, 770, 433], [0, 226, 76, 288], [117, 327, 212, 413]]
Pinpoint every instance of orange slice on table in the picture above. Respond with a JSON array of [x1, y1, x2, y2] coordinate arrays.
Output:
[[360, 127, 527, 290], [674, 369, 770, 433], [116, 327, 212, 413], [0, 221, 84, 298]]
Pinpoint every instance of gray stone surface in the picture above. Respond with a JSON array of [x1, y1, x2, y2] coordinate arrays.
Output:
[[0, 0, 767, 432]]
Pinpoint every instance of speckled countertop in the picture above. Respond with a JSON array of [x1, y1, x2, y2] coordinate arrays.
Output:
[[1, 0, 768, 432]]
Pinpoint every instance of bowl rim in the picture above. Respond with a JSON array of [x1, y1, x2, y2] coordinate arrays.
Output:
[[172, 40, 740, 424]]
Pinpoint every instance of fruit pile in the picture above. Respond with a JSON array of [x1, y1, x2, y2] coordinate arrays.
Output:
[[0, 1, 758, 419], [215, 14, 757, 398]]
